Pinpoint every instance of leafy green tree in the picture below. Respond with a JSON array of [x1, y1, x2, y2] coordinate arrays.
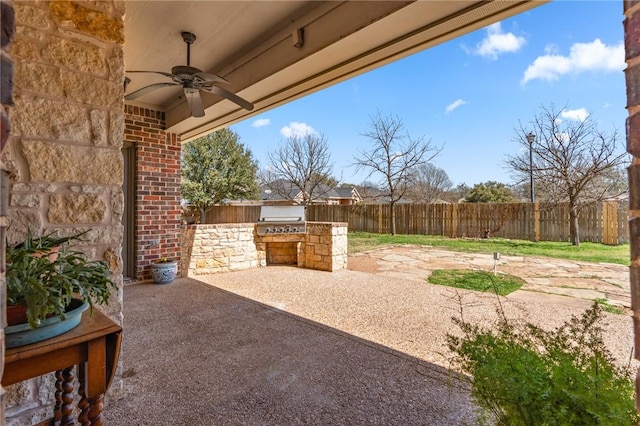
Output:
[[465, 181, 515, 203], [182, 129, 259, 222]]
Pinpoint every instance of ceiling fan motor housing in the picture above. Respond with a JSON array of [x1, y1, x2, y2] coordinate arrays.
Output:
[[171, 65, 201, 80]]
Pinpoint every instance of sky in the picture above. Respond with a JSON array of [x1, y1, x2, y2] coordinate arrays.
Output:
[[230, 1, 626, 188]]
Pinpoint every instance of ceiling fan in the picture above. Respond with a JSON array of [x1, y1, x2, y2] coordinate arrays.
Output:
[[125, 31, 254, 117]]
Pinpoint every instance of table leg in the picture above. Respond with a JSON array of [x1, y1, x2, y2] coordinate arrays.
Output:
[[54, 370, 63, 423], [78, 364, 90, 425], [88, 393, 105, 425], [61, 366, 75, 425], [86, 337, 107, 426]]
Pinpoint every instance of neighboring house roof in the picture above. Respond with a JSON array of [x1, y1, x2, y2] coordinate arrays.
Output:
[[353, 185, 413, 204], [260, 180, 303, 203], [334, 186, 363, 202], [260, 181, 363, 204]]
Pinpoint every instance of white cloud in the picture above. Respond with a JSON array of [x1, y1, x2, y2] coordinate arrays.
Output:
[[472, 22, 526, 60], [280, 122, 317, 138], [251, 118, 270, 128], [445, 99, 467, 114], [561, 108, 589, 122], [522, 39, 624, 84]]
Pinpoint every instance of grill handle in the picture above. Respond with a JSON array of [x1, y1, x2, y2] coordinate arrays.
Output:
[[259, 216, 303, 222]]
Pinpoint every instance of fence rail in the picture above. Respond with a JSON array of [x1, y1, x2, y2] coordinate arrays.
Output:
[[203, 201, 629, 245]]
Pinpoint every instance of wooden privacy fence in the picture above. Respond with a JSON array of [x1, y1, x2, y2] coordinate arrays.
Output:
[[204, 201, 629, 245]]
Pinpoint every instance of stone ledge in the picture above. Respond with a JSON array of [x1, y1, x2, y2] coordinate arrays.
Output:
[[182, 222, 348, 275]]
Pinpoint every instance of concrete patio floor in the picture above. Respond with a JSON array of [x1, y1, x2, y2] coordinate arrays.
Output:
[[104, 250, 633, 425], [104, 275, 478, 425]]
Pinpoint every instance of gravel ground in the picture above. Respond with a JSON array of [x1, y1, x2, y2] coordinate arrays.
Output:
[[104, 265, 634, 425], [105, 275, 478, 425], [205, 267, 635, 369]]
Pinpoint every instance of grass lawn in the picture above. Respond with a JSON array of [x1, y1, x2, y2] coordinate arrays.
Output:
[[428, 269, 525, 295], [348, 232, 629, 265]]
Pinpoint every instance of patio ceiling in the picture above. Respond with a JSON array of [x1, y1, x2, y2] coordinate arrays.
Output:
[[124, 1, 546, 142]]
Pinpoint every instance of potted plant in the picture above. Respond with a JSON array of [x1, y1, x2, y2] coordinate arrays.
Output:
[[6, 231, 116, 333], [13, 229, 90, 261], [150, 257, 178, 284]]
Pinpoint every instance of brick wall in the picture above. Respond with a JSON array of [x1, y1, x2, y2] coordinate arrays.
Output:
[[625, 0, 640, 409], [123, 105, 182, 281]]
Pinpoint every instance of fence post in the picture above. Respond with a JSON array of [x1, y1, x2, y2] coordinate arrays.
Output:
[[601, 201, 619, 245], [450, 204, 458, 238]]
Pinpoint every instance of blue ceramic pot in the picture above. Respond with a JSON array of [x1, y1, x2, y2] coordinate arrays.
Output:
[[150, 260, 178, 284], [5, 298, 89, 348]]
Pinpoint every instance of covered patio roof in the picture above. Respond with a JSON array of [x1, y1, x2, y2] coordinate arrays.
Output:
[[124, 1, 546, 141]]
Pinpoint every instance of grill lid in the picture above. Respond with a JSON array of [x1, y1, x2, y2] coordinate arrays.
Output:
[[259, 205, 305, 223], [257, 205, 306, 235]]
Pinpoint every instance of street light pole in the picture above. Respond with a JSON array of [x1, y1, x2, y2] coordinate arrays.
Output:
[[526, 132, 535, 203]]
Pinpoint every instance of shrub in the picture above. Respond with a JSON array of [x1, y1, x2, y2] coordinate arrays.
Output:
[[447, 303, 639, 425]]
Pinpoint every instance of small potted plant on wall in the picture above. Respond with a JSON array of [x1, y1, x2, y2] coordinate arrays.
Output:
[[150, 256, 178, 284], [5, 231, 116, 347]]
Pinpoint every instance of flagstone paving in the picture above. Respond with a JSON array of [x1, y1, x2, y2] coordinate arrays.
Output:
[[348, 245, 630, 309]]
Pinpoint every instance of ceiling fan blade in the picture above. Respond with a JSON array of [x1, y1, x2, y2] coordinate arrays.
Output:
[[193, 72, 229, 85], [125, 82, 179, 100], [126, 70, 176, 79], [184, 89, 205, 117], [201, 86, 254, 111]]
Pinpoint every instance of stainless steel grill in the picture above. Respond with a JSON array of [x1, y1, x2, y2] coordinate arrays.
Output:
[[257, 205, 306, 235]]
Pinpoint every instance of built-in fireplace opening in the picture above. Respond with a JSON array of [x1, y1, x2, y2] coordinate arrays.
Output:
[[266, 242, 300, 265]]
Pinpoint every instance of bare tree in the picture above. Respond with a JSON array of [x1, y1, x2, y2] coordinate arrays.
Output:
[[263, 133, 336, 205], [443, 183, 471, 203], [505, 104, 628, 246], [352, 112, 442, 235], [407, 163, 453, 203]]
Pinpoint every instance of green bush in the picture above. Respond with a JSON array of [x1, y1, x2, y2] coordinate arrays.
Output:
[[447, 303, 639, 425]]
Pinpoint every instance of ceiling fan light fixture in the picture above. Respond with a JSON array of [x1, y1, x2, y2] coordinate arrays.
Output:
[[183, 82, 197, 94]]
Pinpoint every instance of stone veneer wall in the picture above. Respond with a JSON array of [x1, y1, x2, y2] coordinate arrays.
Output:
[[182, 223, 266, 274], [0, 1, 126, 424], [123, 106, 181, 281], [302, 222, 348, 272], [625, 0, 640, 409], [1, 0, 15, 419], [182, 222, 348, 276]]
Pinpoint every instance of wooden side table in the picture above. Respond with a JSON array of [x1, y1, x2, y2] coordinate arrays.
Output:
[[3, 309, 122, 425]]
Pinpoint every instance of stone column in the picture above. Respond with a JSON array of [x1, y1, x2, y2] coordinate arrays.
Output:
[[0, 0, 15, 419], [3, 1, 126, 422], [625, 0, 640, 409]]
